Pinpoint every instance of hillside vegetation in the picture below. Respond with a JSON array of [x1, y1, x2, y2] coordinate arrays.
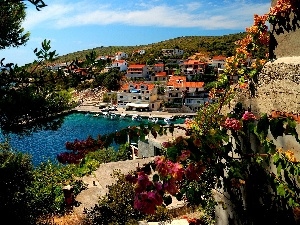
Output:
[[53, 33, 246, 64]]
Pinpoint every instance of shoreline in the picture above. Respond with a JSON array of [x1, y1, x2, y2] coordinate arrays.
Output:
[[73, 104, 197, 119]]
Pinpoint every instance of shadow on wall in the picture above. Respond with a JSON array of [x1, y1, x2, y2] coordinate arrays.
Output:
[[269, 0, 300, 59]]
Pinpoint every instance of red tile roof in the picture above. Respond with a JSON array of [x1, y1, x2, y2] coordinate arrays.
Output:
[[155, 72, 167, 77], [154, 63, 164, 67], [128, 64, 146, 68], [120, 82, 155, 91], [212, 55, 227, 61]]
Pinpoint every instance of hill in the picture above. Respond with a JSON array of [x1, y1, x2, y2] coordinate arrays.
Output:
[[53, 33, 246, 63]]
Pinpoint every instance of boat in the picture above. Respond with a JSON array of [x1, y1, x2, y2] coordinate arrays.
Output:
[[132, 114, 142, 121], [164, 117, 174, 124], [110, 113, 117, 120], [120, 113, 127, 119], [148, 116, 158, 123], [102, 112, 109, 118], [93, 113, 100, 117]]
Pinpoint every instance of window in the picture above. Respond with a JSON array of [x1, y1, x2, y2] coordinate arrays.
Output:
[[133, 97, 136, 99], [138, 96, 141, 99]]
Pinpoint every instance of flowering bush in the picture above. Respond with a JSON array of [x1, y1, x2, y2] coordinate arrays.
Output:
[[125, 2, 300, 223]]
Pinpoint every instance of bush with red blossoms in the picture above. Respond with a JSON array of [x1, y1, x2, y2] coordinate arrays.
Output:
[[242, 111, 256, 121], [223, 117, 242, 131]]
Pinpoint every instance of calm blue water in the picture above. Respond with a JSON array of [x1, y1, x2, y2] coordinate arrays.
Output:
[[0, 112, 184, 166]]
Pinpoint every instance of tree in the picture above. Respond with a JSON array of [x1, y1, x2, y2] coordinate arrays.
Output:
[[0, 0, 47, 50], [0, 1, 29, 49]]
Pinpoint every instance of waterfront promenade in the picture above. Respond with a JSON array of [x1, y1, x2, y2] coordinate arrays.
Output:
[[73, 104, 197, 119]]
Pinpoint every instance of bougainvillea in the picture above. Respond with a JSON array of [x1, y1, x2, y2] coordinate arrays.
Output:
[[125, 1, 300, 224]]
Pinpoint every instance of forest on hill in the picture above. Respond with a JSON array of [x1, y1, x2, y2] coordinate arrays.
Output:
[[53, 32, 246, 64]]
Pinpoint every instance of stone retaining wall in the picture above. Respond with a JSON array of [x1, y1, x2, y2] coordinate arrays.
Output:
[[229, 57, 300, 115]]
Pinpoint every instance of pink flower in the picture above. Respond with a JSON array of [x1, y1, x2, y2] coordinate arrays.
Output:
[[163, 178, 178, 195], [125, 173, 137, 184], [162, 142, 171, 148], [185, 163, 206, 181], [134, 191, 163, 214], [242, 111, 256, 121], [135, 171, 152, 193], [223, 118, 242, 131], [171, 162, 184, 181], [178, 150, 191, 161]]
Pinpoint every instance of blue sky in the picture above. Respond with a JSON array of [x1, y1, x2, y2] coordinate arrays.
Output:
[[0, 0, 270, 66]]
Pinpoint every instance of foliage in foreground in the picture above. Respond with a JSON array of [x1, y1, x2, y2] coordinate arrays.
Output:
[[0, 139, 132, 224], [84, 171, 173, 225]]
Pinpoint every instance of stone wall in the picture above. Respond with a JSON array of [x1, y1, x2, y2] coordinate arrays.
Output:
[[228, 57, 300, 115], [270, 0, 300, 58]]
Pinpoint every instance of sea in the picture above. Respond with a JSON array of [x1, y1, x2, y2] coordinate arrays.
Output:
[[0, 112, 185, 166]]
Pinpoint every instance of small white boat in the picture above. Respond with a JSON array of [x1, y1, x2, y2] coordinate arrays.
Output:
[[148, 116, 158, 123], [110, 113, 117, 120], [132, 114, 142, 121], [93, 113, 100, 117], [102, 112, 109, 118], [164, 117, 173, 124], [120, 113, 127, 119]]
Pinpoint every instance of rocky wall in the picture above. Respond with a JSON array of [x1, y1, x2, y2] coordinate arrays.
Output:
[[228, 57, 300, 116]]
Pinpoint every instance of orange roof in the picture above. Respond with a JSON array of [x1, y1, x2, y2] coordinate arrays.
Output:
[[114, 60, 125, 63], [128, 64, 146, 68], [155, 71, 167, 77], [185, 82, 204, 88], [168, 76, 186, 82], [120, 82, 155, 91], [183, 60, 205, 65], [212, 55, 227, 61], [154, 63, 164, 67]]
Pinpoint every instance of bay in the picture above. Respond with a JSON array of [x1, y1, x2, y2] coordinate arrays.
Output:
[[0, 112, 184, 166]]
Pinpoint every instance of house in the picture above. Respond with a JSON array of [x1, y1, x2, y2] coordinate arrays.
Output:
[[181, 59, 207, 80], [126, 64, 150, 80], [161, 48, 184, 57], [211, 55, 227, 69], [165, 76, 209, 112], [117, 82, 161, 111], [150, 71, 168, 82], [115, 52, 128, 60], [132, 49, 146, 55], [111, 60, 128, 71], [153, 63, 165, 73]]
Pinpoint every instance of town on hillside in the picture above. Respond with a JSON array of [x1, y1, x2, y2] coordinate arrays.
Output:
[[47, 48, 250, 113]]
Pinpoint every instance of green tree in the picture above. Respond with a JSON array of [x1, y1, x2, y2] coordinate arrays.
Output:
[[0, 0, 47, 50]]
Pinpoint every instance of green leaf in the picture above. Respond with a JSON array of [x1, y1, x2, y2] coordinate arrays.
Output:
[[277, 162, 282, 175], [152, 174, 159, 182], [166, 146, 180, 161], [269, 118, 284, 139], [256, 113, 269, 139], [273, 153, 280, 164], [277, 183, 286, 197]]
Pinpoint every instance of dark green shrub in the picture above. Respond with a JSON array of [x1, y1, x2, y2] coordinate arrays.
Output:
[[0, 142, 34, 224], [84, 171, 172, 225]]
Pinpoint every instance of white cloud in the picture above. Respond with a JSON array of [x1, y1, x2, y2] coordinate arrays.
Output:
[[23, 0, 271, 30]]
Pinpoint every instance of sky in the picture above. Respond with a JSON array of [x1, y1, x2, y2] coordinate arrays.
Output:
[[0, 0, 271, 66]]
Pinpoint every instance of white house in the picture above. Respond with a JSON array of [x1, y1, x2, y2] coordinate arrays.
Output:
[[126, 64, 150, 80], [117, 82, 161, 111], [115, 52, 128, 60], [211, 55, 227, 69], [165, 76, 209, 112], [111, 60, 128, 71]]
